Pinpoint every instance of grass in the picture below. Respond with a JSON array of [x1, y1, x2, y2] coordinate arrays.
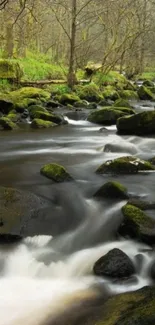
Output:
[[135, 71, 155, 81]]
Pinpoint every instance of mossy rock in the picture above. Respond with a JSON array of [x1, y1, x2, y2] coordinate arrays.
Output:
[[74, 100, 89, 108], [117, 111, 155, 135], [119, 204, 155, 244], [118, 90, 139, 100], [7, 110, 20, 122], [10, 87, 50, 108], [138, 85, 154, 100], [94, 181, 128, 200], [31, 118, 56, 129], [59, 93, 80, 105], [0, 117, 18, 130], [87, 107, 129, 125], [14, 98, 41, 113], [31, 111, 63, 125], [0, 96, 14, 114], [28, 105, 47, 115], [96, 156, 155, 175], [113, 98, 132, 108], [96, 286, 155, 325], [40, 163, 73, 182], [99, 99, 114, 107], [74, 84, 103, 102], [102, 86, 120, 101], [0, 59, 23, 81], [143, 80, 154, 87]]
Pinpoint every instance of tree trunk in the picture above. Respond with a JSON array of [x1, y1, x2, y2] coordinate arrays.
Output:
[[67, 0, 77, 88], [4, 20, 14, 58]]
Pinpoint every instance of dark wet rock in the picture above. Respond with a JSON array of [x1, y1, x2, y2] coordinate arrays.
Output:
[[0, 234, 22, 244], [0, 186, 48, 237], [93, 248, 135, 279], [87, 107, 128, 125], [31, 118, 57, 129], [134, 254, 144, 272], [119, 204, 155, 244], [99, 127, 109, 132], [117, 111, 155, 135], [21, 108, 29, 119], [87, 103, 98, 109], [104, 142, 137, 155], [65, 110, 87, 121], [138, 85, 154, 100], [74, 100, 89, 108], [128, 198, 155, 210], [96, 156, 155, 175], [0, 117, 18, 130], [40, 163, 73, 182], [149, 156, 155, 165], [94, 181, 128, 200], [149, 260, 155, 280], [46, 100, 59, 108], [0, 97, 14, 114]]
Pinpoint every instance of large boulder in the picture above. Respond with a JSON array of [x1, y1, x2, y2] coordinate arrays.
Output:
[[28, 104, 47, 115], [119, 204, 155, 244], [94, 181, 128, 200], [102, 86, 119, 101], [96, 156, 155, 175], [59, 93, 80, 105], [31, 118, 57, 129], [0, 59, 23, 81], [93, 248, 135, 278], [117, 111, 155, 135], [138, 85, 154, 100], [40, 163, 73, 182], [87, 107, 129, 125], [0, 186, 47, 236], [0, 117, 18, 130]]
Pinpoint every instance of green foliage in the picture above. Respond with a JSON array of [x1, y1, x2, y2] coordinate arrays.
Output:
[[47, 84, 71, 95], [0, 59, 23, 80], [93, 70, 127, 87], [0, 79, 11, 93], [136, 72, 155, 81], [75, 83, 102, 102], [0, 117, 18, 130]]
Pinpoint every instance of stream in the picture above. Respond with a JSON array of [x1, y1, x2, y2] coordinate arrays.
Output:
[[0, 102, 155, 325]]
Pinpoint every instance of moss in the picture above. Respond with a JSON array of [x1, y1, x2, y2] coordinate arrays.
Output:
[[117, 111, 155, 135], [40, 163, 73, 182], [74, 100, 89, 108], [97, 287, 155, 325], [7, 110, 19, 122], [0, 117, 18, 130], [30, 110, 62, 124], [102, 86, 120, 101], [122, 204, 154, 228], [96, 156, 155, 174], [94, 181, 128, 199], [31, 118, 56, 129], [113, 98, 132, 108], [111, 106, 135, 115], [10, 87, 50, 105], [0, 59, 23, 81], [28, 105, 47, 114], [74, 83, 103, 102], [59, 93, 80, 105], [87, 107, 129, 125], [119, 90, 139, 99], [138, 85, 155, 100]]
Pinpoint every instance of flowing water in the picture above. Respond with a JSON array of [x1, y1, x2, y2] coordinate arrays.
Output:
[[0, 105, 155, 325]]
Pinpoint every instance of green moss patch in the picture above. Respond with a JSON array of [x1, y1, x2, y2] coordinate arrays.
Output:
[[40, 163, 73, 182], [0, 117, 18, 130], [31, 119, 56, 129]]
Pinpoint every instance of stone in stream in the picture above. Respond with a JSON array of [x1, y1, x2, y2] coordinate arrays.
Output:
[[93, 248, 135, 278], [96, 156, 155, 175], [40, 163, 73, 182], [104, 142, 137, 155], [0, 117, 18, 130], [94, 181, 128, 200], [87, 107, 133, 125], [119, 204, 155, 245], [0, 97, 14, 114], [113, 98, 132, 108], [117, 111, 155, 135], [143, 80, 155, 88], [59, 93, 80, 105], [138, 85, 155, 100], [31, 118, 57, 129], [30, 110, 64, 125], [128, 198, 155, 210]]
